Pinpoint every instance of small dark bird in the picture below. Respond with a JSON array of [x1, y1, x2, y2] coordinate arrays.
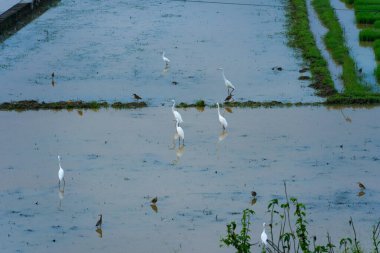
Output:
[[151, 197, 158, 204], [51, 72, 55, 78], [172, 81, 178, 85], [358, 68, 363, 73], [299, 67, 309, 73], [96, 214, 102, 228], [357, 182, 366, 190], [251, 191, 257, 197], [272, 66, 283, 71], [225, 94, 233, 102], [133, 93, 142, 100]]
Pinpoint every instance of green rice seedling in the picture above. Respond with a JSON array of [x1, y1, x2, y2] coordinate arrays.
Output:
[[355, 0, 380, 4], [359, 28, 380, 41], [356, 12, 380, 24]]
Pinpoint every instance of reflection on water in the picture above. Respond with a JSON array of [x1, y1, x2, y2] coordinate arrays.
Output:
[[340, 109, 352, 123], [174, 145, 185, 164], [357, 191, 365, 197], [96, 228, 103, 238], [162, 65, 169, 74], [150, 204, 158, 213], [224, 107, 233, 114], [58, 187, 64, 209], [218, 131, 228, 142]]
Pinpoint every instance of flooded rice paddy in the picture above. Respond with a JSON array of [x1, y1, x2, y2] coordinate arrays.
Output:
[[1, 0, 380, 252], [0, 0, 319, 104], [0, 107, 380, 253]]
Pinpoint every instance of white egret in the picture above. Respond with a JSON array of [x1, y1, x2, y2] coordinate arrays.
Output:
[[58, 155, 65, 187], [162, 51, 170, 67], [261, 222, 268, 245], [176, 119, 184, 146], [218, 68, 235, 95], [216, 103, 228, 130], [172, 99, 183, 124]]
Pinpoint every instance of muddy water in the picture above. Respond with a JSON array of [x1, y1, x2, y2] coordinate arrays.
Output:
[[0, 107, 379, 252], [0, 0, 319, 104]]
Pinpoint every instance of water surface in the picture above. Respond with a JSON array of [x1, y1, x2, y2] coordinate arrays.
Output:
[[0, 107, 379, 252]]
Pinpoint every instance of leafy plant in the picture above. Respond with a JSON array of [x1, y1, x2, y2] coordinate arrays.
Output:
[[220, 209, 255, 253]]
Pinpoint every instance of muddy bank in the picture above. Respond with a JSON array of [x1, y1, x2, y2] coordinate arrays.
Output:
[[0, 0, 60, 43], [0, 107, 379, 252], [3, 97, 380, 111]]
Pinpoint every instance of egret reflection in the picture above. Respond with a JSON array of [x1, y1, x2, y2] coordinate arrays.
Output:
[[58, 187, 64, 209], [218, 131, 228, 142], [163, 65, 169, 74], [174, 145, 185, 163]]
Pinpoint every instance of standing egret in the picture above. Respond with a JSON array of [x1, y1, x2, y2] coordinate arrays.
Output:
[[216, 103, 228, 130], [58, 155, 65, 187], [218, 68, 235, 95], [176, 119, 184, 146], [261, 222, 268, 245], [172, 99, 183, 124], [162, 51, 170, 67]]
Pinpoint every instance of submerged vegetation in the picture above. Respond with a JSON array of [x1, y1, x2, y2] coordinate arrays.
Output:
[[221, 183, 380, 253]]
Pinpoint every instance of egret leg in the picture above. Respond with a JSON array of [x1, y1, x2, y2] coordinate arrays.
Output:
[[230, 88, 235, 95], [63, 178, 66, 186]]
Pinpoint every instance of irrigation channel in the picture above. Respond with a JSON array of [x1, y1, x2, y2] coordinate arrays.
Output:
[[0, 0, 379, 253]]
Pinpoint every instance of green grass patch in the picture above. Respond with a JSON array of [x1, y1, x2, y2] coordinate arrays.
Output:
[[355, 12, 380, 24], [343, 0, 354, 4], [287, 0, 336, 96], [312, 0, 369, 94], [359, 28, 380, 41], [326, 93, 380, 104], [373, 40, 380, 60], [374, 20, 380, 28], [355, 0, 380, 4]]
